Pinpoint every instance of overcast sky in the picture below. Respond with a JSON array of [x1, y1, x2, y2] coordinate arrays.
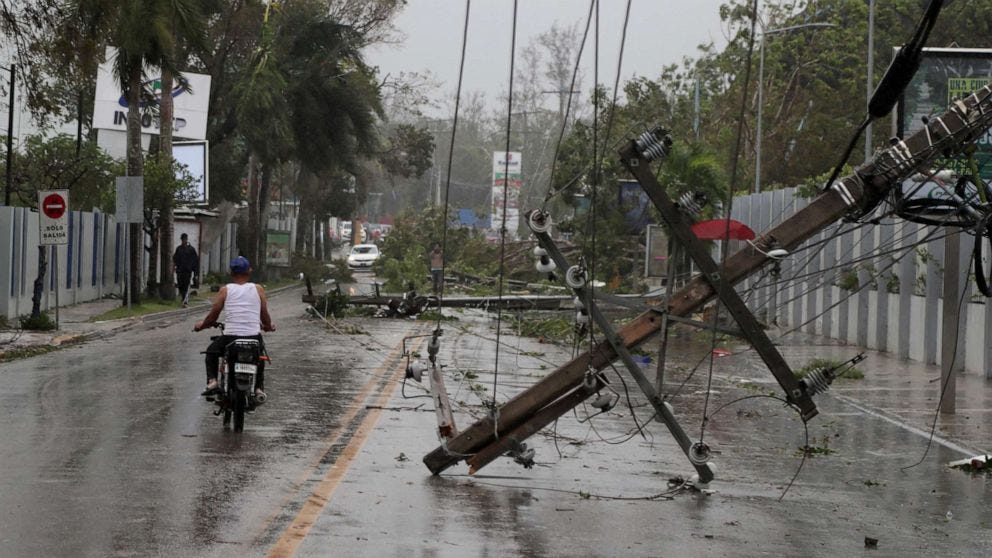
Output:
[[367, 0, 731, 115]]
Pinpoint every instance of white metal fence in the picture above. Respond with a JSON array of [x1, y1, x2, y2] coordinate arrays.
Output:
[[1, 206, 123, 320], [730, 187, 991, 378]]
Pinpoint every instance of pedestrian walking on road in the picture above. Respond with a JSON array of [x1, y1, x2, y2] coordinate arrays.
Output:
[[173, 233, 199, 307], [429, 243, 444, 294]]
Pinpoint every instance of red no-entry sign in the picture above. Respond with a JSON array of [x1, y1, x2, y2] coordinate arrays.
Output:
[[42, 193, 67, 219], [38, 189, 69, 246]]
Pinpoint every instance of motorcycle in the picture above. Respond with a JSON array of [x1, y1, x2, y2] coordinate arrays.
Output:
[[201, 323, 269, 432]]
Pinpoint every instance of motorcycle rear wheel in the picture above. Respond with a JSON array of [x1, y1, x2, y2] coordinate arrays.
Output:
[[233, 390, 246, 432]]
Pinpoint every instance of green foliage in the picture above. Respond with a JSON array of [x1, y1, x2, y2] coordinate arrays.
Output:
[[796, 165, 854, 199], [325, 259, 354, 284], [885, 273, 900, 294], [19, 312, 57, 331], [836, 270, 859, 292], [311, 290, 351, 318], [4, 134, 123, 211], [0, 344, 63, 362], [290, 253, 327, 283], [202, 272, 226, 286], [379, 245, 430, 293], [380, 124, 434, 179], [417, 310, 458, 322], [510, 315, 576, 344], [798, 439, 836, 458], [376, 206, 498, 291], [89, 300, 182, 321]]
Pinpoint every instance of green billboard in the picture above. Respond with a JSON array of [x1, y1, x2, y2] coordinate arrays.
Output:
[[898, 47, 992, 181]]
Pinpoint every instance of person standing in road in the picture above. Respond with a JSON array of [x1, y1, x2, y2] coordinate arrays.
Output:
[[429, 243, 444, 294], [173, 233, 199, 307]]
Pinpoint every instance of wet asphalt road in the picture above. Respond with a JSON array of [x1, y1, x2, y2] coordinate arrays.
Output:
[[0, 283, 421, 557], [3, 273, 992, 557]]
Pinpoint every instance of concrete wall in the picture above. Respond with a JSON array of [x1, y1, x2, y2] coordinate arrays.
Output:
[[732, 187, 991, 377]]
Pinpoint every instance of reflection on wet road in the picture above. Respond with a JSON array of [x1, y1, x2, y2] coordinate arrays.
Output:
[[0, 286, 420, 557]]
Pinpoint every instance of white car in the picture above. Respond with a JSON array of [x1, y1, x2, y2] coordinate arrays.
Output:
[[347, 244, 380, 269]]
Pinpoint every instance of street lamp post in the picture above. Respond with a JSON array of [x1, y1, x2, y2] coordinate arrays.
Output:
[[755, 23, 835, 194], [2, 64, 14, 206], [865, 0, 876, 162]]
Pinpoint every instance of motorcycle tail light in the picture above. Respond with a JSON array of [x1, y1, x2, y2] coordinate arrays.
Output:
[[229, 339, 260, 363]]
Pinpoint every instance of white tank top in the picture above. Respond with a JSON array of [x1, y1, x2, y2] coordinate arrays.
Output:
[[223, 282, 261, 336]]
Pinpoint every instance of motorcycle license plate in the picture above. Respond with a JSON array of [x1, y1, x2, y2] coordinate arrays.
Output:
[[234, 363, 257, 375]]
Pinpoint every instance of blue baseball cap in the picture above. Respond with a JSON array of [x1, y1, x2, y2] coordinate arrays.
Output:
[[230, 256, 251, 274]]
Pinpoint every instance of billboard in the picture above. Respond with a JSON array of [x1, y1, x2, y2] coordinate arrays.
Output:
[[174, 140, 209, 204], [491, 151, 522, 239], [898, 48, 992, 180], [645, 224, 668, 278], [266, 230, 291, 267], [93, 47, 212, 140], [618, 179, 654, 234]]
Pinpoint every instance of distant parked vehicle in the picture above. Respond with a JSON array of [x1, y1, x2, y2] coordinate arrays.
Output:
[[347, 244, 380, 270]]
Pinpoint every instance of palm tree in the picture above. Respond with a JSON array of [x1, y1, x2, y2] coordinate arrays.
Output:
[[233, 0, 383, 274], [152, 0, 206, 300], [67, 0, 205, 304]]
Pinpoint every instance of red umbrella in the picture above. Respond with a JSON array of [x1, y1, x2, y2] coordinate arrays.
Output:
[[690, 219, 755, 241]]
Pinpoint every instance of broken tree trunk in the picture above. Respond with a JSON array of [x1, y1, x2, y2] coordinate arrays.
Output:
[[424, 85, 992, 475]]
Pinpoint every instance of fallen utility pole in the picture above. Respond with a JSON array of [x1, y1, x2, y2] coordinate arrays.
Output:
[[424, 85, 992, 476], [430, 364, 458, 439]]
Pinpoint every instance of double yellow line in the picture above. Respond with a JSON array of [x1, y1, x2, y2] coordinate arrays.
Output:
[[265, 335, 423, 558]]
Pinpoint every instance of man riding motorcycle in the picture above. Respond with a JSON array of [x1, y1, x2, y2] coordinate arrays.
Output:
[[193, 256, 276, 401]]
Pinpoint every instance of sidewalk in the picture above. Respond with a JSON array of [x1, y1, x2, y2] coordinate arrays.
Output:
[[0, 297, 209, 360], [0, 282, 303, 361]]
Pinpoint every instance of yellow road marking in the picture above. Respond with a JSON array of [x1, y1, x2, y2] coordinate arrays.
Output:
[[265, 341, 418, 558], [251, 341, 405, 548]]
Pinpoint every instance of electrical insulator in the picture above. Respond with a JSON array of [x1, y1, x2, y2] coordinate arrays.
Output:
[[591, 393, 614, 412], [634, 126, 673, 162], [527, 209, 552, 233], [689, 442, 711, 465], [678, 191, 707, 218], [405, 361, 425, 383], [565, 265, 587, 289], [800, 366, 837, 396], [533, 245, 557, 276], [427, 333, 441, 364]]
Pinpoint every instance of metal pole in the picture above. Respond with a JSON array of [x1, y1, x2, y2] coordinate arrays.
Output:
[[755, 38, 765, 194], [4, 64, 14, 206], [125, 221, 131, 311], [939, 230, 959, 414], [865, 0, 876, 162], [54, 246, 60, 329], [693, 79, 701, 140]]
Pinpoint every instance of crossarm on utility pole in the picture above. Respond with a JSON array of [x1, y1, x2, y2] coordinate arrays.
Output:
[[619, 140, 818, 420]]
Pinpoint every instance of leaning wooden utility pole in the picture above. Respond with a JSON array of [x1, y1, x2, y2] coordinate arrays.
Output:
[[424, 85, 992, 476]]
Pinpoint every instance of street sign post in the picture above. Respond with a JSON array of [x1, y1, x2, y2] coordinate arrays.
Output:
[[39, 190, 69, 246], [38, 190, 69, 328], [115, 177, 143, 310]]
